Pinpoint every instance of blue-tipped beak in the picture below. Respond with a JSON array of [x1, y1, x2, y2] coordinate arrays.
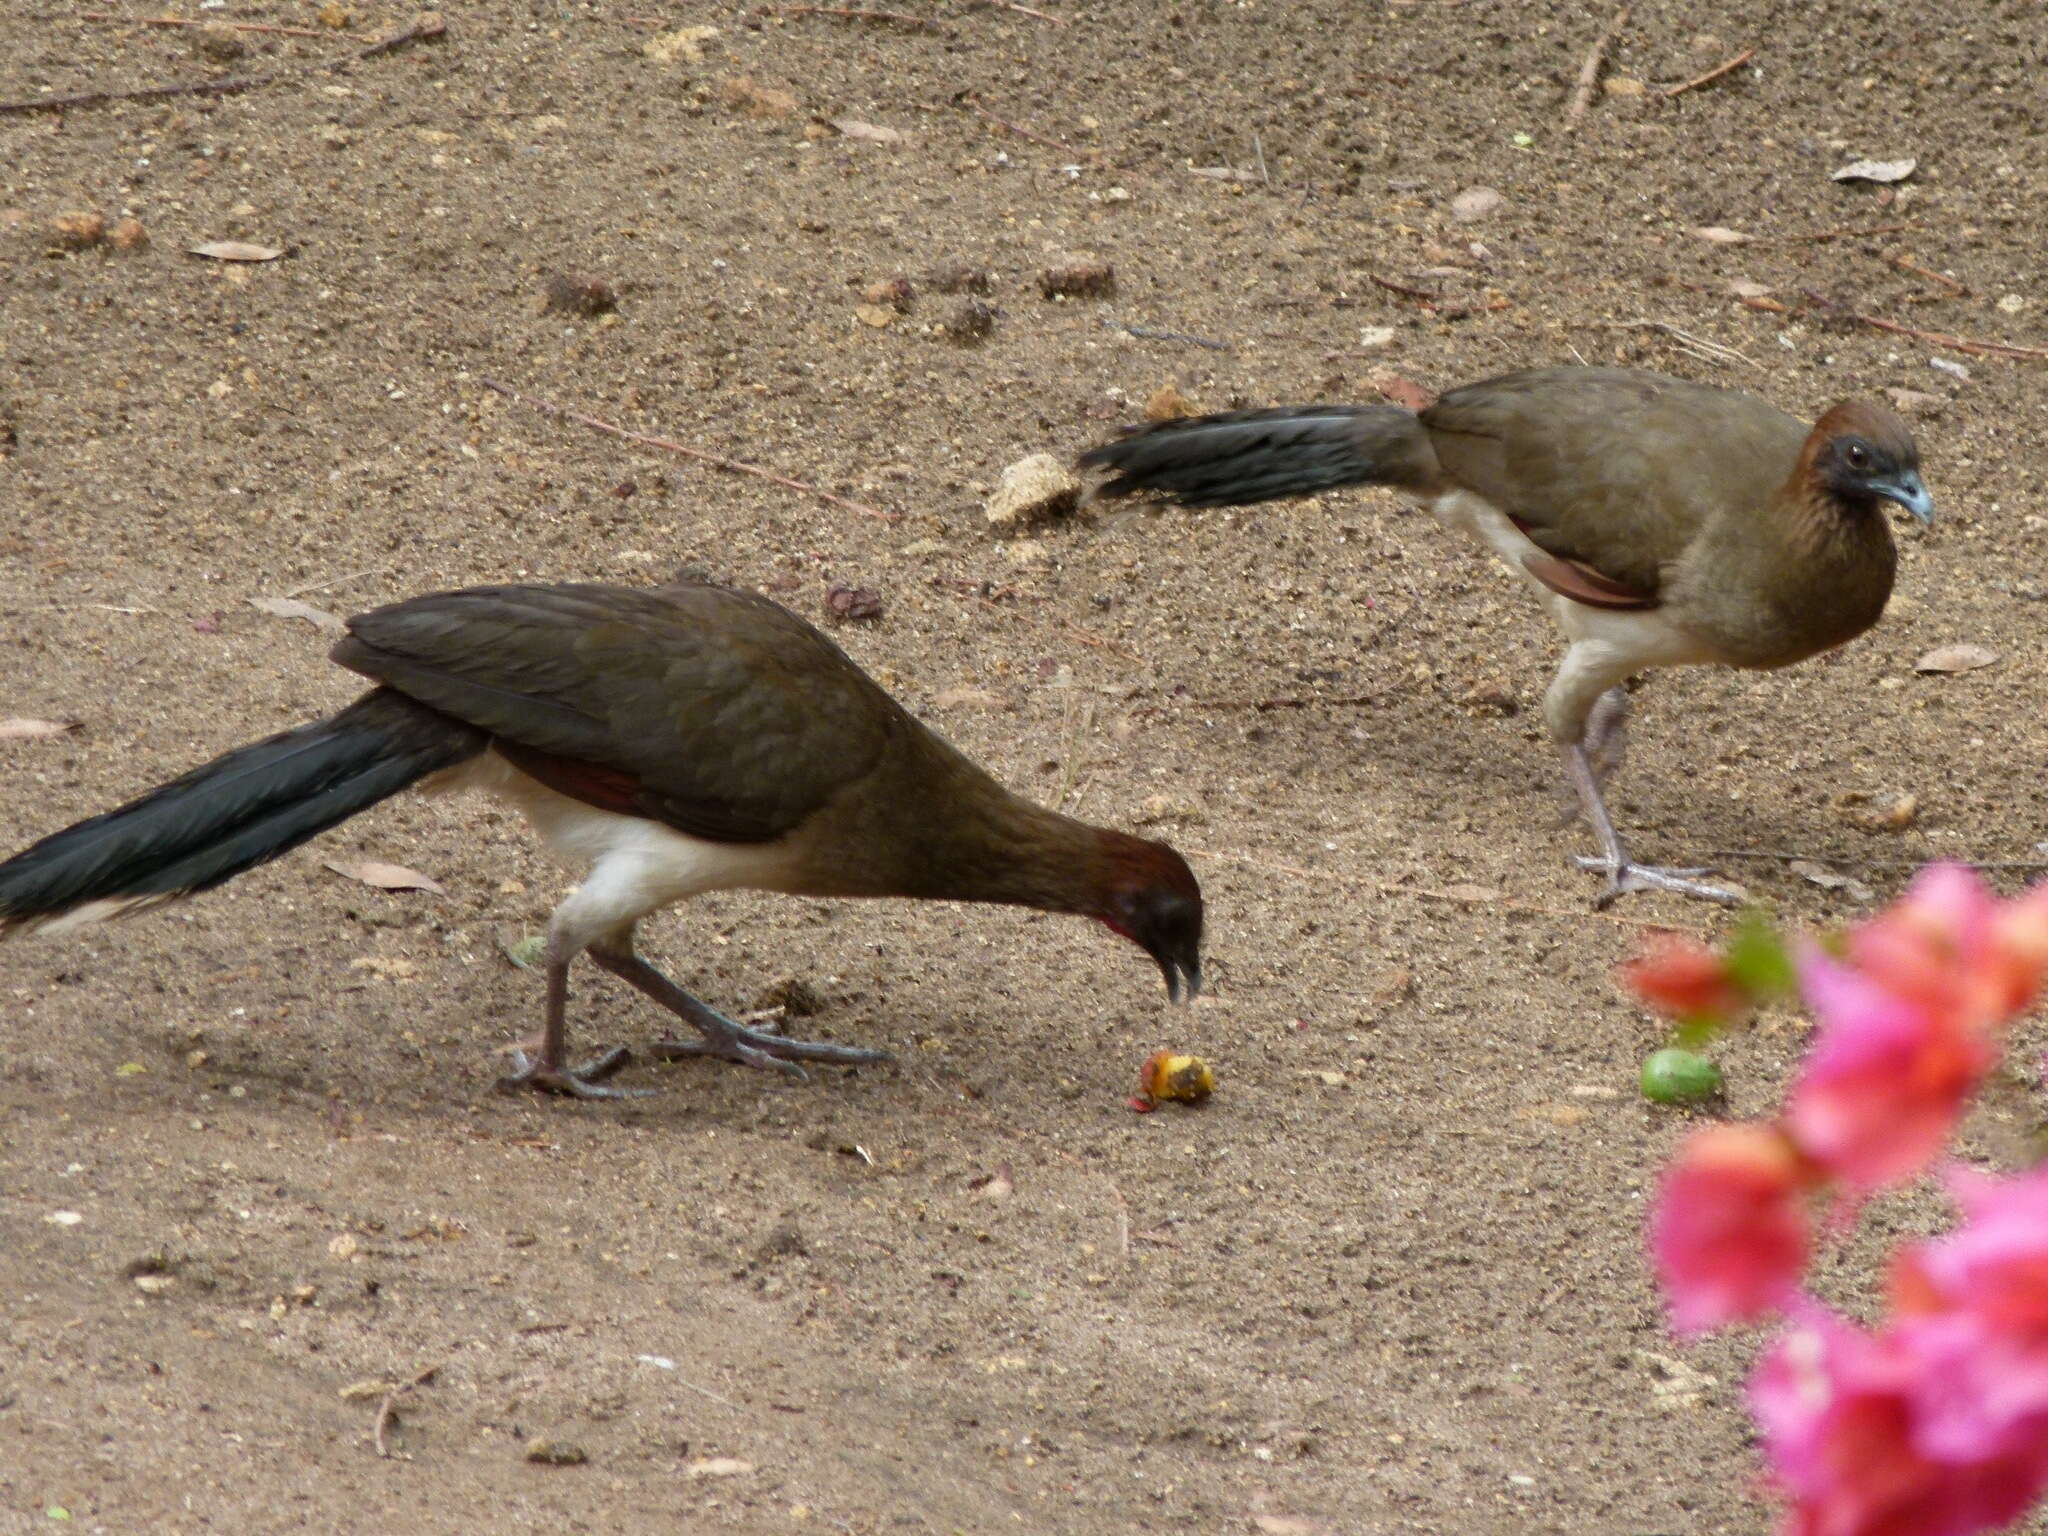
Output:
[[1876, 470, 1935, 525]]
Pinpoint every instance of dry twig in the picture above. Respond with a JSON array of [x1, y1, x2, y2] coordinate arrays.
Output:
[[81, 12, 331, 36], [962, 100, 1071, 151], [1890, 254, 1968, 294], [762, 4, 941, 27], [0, 13, 445, 116], [478, 378, 898, 521], [1563, 5, 1630, 128], [372, 1364, 441, 1459], [1774, 223, 1910, 244], [1613, 319, 1756, 369], [982, 0, 1066, 23], [1662, 45, 1754, 98], [1801, 294, 2048, 361]]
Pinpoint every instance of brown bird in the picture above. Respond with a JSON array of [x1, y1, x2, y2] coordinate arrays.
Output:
[[0, 580, 1203, 1097], [1082, 366, 1933, 904]]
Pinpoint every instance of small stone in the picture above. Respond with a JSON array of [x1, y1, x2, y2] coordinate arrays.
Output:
[[853, 303, 896, 329], [108, 217, 149, 252], [928, 264, 994, 294], [717, 75, 798, 118], [687, 1457, 756, 1478], [544, 273, 617, 316], [1357, 325, 1397, 350], [1133, 792, 1209, 826], [1038, 261, 1115, 299], [1997, 294, 2029, 315], [328, 1232, 361, 1261], [941, 298, 996, 344], [1601, 76, 1646, 96], [824, 583, 883, 623], [133, 1274, 173, 1295], [984, 453, 1080, 531], [1884, 387, 1945, 418], [50, 212, 107, 250], [756, 975, 822, 1017], [863, 276, 914, 311], [193, 21, 247, 60], [1143, 382, 1196, 421], [525, 1438, 589, 1466]]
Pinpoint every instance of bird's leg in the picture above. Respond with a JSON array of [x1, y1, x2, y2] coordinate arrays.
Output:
[[1564, 741, 1743, 908], [1582, 686, 1632, 787], [497, 938, 651, 1100], [586, 944, 893, 1080]]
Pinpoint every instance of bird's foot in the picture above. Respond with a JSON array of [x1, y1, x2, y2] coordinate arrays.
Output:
[[650, 1012, 892, 1081], [497, 1045, 654, 1100], [1573, 855, 1745, 909]]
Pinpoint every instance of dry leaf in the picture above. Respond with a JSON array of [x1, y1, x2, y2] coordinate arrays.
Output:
[[969, 1164, 1014, 1202], [1690, 225, 1751, 245], [324, 859, 446, 894], [830, 117, 904, 144], [1727, 278, 1774, 299], [1449, 185, 1504, 222], [686, 1458, 755, 1479], [1913, 643, 1998, 675], [0, 717, 78, 740], [1833, 157, 1916, 184], [188, 240, 284, 263], [247, 596, 345, 632], [1371, 370, 1437, 412], [642, 24, 717, 63], [1788, 860, 1875, 903]]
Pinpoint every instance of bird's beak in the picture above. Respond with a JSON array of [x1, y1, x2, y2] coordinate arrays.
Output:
[[1157, 951, 1202, 1004], [1875, 470, 1935, 525]]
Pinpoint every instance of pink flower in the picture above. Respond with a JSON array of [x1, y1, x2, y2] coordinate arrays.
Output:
[[1652, 1122, 1813, 1335], [1621, 931, 1751, 1025], [1784, 949, 1996, 1191], [1850, 866, 2048, 1033], [1888, 1167, 2048, 1462], [1752, 1308, 2045, 1536]]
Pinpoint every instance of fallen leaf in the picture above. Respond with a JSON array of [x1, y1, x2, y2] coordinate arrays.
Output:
[[325, 859, 445, 894], [248, 595, 345, 632], [1833, 157, 1916, 184], [642, 23, 717, 63], [969, 1163, 1014, 1202], [1690, 225, 1751, 245], [830, 116, 904, 144], [187, 240, 284, 262], [0, 717, 78, 740], [1913, 643, 1998, 675], [1726, 278, 1774, 299], [1449, 185, 1504, 222], [686, 1457, 755, 1479], [1788, 860, 1875, 903], [1370, 370, 1437, 411]]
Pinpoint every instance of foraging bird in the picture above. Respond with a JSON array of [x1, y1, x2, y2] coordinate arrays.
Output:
[[0, 580, 1203, 1097], [1082, 366, 1934, 904]]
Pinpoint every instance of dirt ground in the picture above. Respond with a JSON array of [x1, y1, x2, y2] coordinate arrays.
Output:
[[3, 0, 2046, 1530]]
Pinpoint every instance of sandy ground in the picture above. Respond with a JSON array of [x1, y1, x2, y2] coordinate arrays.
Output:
[[3, 0, 2047, 1530]]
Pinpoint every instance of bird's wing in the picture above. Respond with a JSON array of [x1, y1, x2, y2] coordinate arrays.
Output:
[[1421, 367, 1808, 597], [331, 583, 895, 843]]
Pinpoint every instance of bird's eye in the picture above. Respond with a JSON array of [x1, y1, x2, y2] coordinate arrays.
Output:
[[1845, 442, 1870, 469]]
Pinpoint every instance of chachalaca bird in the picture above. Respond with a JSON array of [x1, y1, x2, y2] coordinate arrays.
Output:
[[1081, 366, 1934, 904], [0, 580, 1203, 1097]]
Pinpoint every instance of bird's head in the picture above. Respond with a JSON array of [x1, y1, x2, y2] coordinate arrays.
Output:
[[1810, 402, 1934, 525], [1091, 838, 1205, 1003]]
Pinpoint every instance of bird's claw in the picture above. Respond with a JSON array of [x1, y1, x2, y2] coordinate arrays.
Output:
[[650, 1016, 892, 1079], [1574, 855, 1745, 908], [497, 1045, 655, 1100]]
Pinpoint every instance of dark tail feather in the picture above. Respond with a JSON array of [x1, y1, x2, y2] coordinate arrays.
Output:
[[0, 688, 486, 936], [1079, 403, 1439, 507]]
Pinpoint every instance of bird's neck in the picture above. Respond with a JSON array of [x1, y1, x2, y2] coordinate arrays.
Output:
[[793, 726, 1124, 918]]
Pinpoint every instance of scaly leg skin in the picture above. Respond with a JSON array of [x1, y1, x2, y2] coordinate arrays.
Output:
[[587, 945, 893, 1081], [497, 943, 655, 1100], [1582, 686, 1632, 788], [1563, 740, 1743, 908]]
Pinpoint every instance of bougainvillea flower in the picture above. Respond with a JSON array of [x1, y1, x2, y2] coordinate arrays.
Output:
[[1621, 931, 1751, 1026], [1888, 1167, 2048, 1462], [1652, 1122, 1813, 1335], [1784, 949, 1997, 1191], [1849, 864, 2045, 1031], [1752, 1308, 2046, 1536]]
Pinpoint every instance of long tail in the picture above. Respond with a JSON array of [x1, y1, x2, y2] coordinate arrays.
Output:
[[0, 688, 486, 937], [1079, 404, 1440, 507]]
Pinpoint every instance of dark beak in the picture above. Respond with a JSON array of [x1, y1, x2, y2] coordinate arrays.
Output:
[[1874, 470, 1935, 526], [1156, 950, 1202, 1004]]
